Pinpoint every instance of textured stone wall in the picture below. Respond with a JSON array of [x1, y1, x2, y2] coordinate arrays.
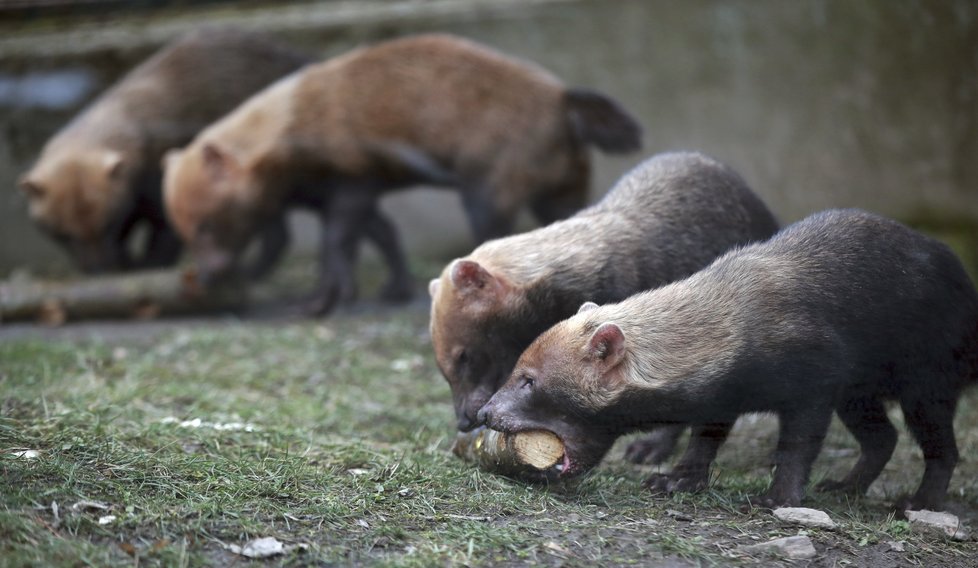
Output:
[[1, 0, 975, 274]]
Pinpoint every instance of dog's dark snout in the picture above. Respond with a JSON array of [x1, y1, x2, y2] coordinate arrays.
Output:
[[476, 402, 494, 427], [456, 411, 477, 432]]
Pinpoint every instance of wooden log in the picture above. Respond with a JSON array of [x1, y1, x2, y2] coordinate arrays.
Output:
[[0, 268, 247, 325], [452, 426, 564, 476]]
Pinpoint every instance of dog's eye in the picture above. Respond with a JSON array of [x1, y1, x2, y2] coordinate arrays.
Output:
[[520, 375, 534, 389], [455, 350, 469, 367]]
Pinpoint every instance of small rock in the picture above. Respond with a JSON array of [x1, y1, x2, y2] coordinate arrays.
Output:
[[10, 449, 40, 459], [71, 500, 109, 512], [741, 535, 817, 560], [543, 541, 571, 557], [665, 509, 693, 522], [314, 326, 335, 341], [906, 509, 970, 541], [885, 540, 905, 552], [773, 507, 837, 529], [98, 515, 116, 525], [226, 537, 307, 559]]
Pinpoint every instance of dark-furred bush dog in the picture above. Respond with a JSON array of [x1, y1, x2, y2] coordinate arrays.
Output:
[[431, 152, 778, 463], [481, 209, 978, 510]]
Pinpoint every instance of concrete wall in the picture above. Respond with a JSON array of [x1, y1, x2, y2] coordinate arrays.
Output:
[[1, 0, 975, 275]]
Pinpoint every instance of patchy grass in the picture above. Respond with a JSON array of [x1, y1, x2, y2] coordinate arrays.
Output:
[[2, 262, 977, 566]]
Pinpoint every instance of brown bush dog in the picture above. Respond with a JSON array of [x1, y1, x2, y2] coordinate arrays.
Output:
[[479, 209, 978, 510], [163, 33, 642, 314], [430, 152, 779, 465], [18, 28, 309, 273]]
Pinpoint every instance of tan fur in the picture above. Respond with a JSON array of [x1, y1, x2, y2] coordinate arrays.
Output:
[[428, 212, 647, 379], [487, 209, 978, 508], [429, 152, 778, 433], [428, 166, 757, 373], [19, 28, 308, 269], [445, 215, 617, 294], [286, 35, 574, 210], [164, 74, 300, 246], [22, 105, 140, 240], [164, 33, 629, 255], [537, 282, 746, 410]]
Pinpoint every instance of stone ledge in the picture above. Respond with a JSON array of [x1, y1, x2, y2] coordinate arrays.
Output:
[[0, 0, 577, 60]]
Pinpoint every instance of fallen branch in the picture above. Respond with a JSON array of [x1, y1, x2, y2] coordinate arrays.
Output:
[[0, 268, 246, 325]]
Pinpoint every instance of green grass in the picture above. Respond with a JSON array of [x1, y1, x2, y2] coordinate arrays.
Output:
[[2, 294, 977, 566]]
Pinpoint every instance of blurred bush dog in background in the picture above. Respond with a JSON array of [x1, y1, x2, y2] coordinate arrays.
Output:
[[18, 29, 309, 273], [480, 209, 978, 510], [163, 33, 642, 314], [431, 152, 779, 463]]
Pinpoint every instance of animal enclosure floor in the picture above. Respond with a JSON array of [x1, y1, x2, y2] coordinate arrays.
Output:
[[1, 263, 977, 566]]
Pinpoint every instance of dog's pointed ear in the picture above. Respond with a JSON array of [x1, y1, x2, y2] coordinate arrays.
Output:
[[17, 176, 45, 199], [449, 259, 515, 306], [585, 322, 627, 390], [162, 148, 183, 172], [586, 322, 626, 369], [450, 259, 492, 290], [201, 142, 239, 181], [102, 150, 125, 180], [578, 301, 599, 314]]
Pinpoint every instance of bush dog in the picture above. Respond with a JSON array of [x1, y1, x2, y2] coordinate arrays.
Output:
[[480, 209, 978, 510], [163, 33, 643, 314], [431, 152, 779, 464], [18, 29, 309, 273]]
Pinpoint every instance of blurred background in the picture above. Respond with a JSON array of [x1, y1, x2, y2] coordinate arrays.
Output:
[[1, 0, 976, 277]]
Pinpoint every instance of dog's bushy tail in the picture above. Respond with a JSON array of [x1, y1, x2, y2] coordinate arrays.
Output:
[[564, 88, 642, 154]]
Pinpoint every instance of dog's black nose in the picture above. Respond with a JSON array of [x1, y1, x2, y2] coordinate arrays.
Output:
[[456, 412, 477, 432], [476, 402, 493, 427]]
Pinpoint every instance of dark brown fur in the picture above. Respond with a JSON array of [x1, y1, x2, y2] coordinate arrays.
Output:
[[430, 152, 779, 468], [18, 28, 309, 273], [481, 209, 978, 511], [163, 33, 642, 313]]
